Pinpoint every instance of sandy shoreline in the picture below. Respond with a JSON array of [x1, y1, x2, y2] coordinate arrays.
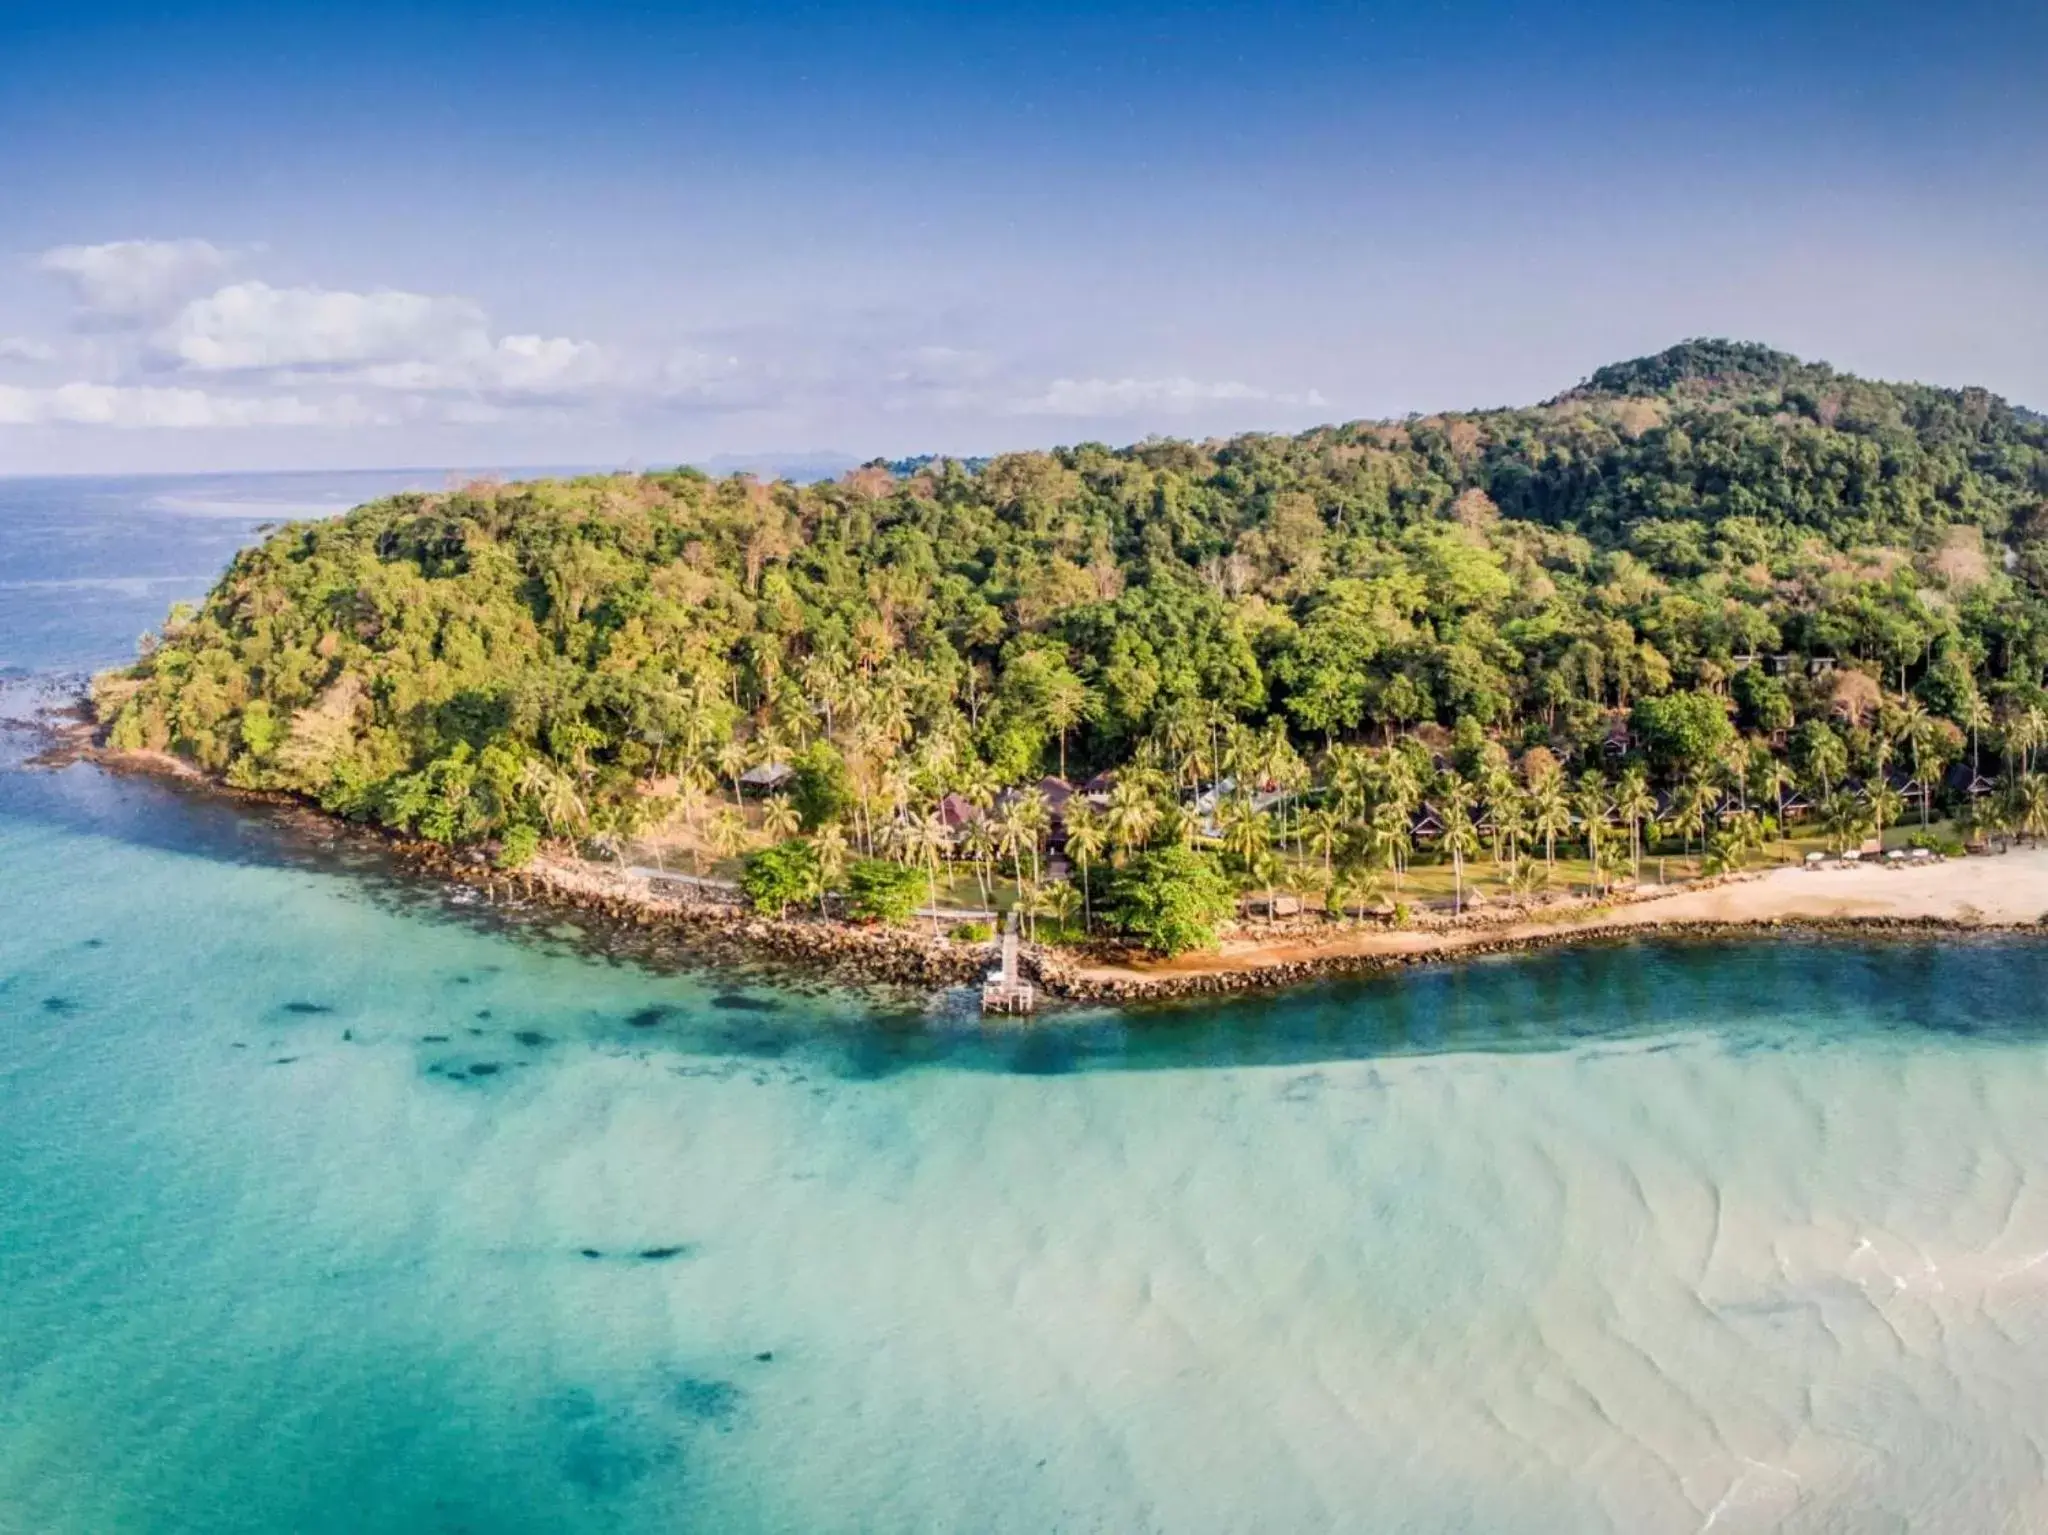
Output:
[[1050, 850, 2048, 1001], [21, 701, 2048, 1007]]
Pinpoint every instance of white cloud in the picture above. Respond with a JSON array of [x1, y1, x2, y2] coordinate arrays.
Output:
[[157, 280, 610, 396], [1009, 376, 1328, 417], [0, 382, 362, 429], [38, 239, 235, 320], [0, 337, 57, 363], [160, 281, 483, 371]]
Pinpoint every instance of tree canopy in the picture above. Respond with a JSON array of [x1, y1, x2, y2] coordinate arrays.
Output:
[[95, 339, 2048, 934]]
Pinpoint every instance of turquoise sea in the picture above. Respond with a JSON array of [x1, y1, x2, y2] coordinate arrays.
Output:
[[7, 475, 2048, 1532]]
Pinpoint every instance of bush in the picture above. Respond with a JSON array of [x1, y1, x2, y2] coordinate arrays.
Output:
[[1104, 846, 1237, 956], [741, 839, 822, 917], [950, 920, 994, 942], [495, 823, 542, 870], [845, 858, 925, 924], [1905, 829, 1965, 858], [790, 742, 854, 831]]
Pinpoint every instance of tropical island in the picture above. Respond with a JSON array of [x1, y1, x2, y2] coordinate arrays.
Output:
[[90, 340, 2048, 995]]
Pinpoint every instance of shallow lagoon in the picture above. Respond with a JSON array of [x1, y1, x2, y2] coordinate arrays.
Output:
[[9, 730, 2048, 1532], [8, 476, 2048, 1532]]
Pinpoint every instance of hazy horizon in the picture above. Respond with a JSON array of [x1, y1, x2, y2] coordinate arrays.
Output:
[[4, 0, 2044, 476]]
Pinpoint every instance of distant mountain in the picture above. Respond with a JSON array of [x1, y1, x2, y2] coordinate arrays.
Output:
[[692, 451, 861, 484]]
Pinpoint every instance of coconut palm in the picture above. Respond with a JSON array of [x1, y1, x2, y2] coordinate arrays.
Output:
[[1437, 781, 1480, 917], [1062, 802, 1106, 933], [811, 824, 849, 914], [715, 739, 750, 806], [1104, 778, 1160, 864], [761, 794, 800, 841], [959, 817, 997, 910], [1670, 770, 1717, 864], [2014, 773, 2048, 844], [1574, 771, 1611, 893], [518, 757, 587, 836], [907, 811, 951, 932], [1044, 879, 1081, 940], [1217, 797, 1272, 871], [707, 805, 748, 864], [1867, 778, 1905, 850], [1526, 769, 1571, 873], [1612, 765, 1655, 881], [1817, 791, 1867, 853], [1301, 806, 1344, 877], [1367, 798, 1412, 892]]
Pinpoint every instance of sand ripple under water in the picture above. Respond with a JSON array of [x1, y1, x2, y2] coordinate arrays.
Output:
[[6, 755, 2048, 1531]]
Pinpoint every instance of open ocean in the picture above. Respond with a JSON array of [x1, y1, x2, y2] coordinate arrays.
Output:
[[6, 473, 2048, 1532]]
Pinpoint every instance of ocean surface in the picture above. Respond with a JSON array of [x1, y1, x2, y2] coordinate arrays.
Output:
[[7, 474, 2048, 1533]]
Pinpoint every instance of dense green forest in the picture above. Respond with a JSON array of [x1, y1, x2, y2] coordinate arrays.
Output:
[[97, 340, 2048, 950]]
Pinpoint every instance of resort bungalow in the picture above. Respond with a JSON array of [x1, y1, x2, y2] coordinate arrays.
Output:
[[1945, 763, 1996, 801], [737, 760, 794, 795], [938, 793, 984, 834]]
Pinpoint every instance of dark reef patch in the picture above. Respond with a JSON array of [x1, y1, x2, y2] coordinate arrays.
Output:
[[466, 1062, 502, 1077], [281, 1001, 334, 1015], [625, 1006, 673, 1030], [40, 995, 74, 1013], [514, 1030, 549, 1048], [672, 1377, 742, 1425], [710, 992, 782, 1013], [636, 1245, 693, 1261]]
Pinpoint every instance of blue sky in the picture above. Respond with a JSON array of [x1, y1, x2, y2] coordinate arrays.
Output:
[[2, 0, 2043, 474]]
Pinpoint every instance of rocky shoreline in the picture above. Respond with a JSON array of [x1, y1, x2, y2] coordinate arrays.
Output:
[[21, 694, 2048, 1012], [1032, 913, 2047, 1006]]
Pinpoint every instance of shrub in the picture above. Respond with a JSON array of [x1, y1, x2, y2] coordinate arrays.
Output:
[[495, 822, 542, 870], [845, 858, 925, 924], [1103, 846, 1237, 956], [950, 920, 994, 942], [741, 839, 822, 917]]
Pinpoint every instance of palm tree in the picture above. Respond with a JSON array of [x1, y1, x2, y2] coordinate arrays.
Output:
[[2014, 774, 2048, 845], [1612, 766, 1655, 882], [1217, 797, 1272, 870], [1301, 806, 1344, 878], [1367, 798, 1412, 892], [1574, 771, 1611, 893], [761, 794, 800, 841], [518, 757, 587, 836], [707, 805, 748, 865], [1014, 787, 1049, 889], [959, 818, 996, 910], [1104, 778, 1159, 864], [1671, 771, 1716, 866], [1044, 879, 1081, 940], [1438, 783, 1480, 916], [1062, 802, 1106, 933], [1817, 791, 1866, 854], [992, 800, 1031, 909], [1961, 692, 1991, 779], [1247, 847, 1287, 927], [909, 811, 951, 932], [715, 739, 750, 806], [1867, 779, 1905, 850], [1527, 770, 1571, 873], [811, 824, 849, 914]]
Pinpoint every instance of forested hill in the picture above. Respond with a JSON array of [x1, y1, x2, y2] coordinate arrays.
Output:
[[97, 339, 2048, 870]]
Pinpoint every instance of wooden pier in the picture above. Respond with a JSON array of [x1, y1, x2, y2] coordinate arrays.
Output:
[[980, 912, 1036, 1015]]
